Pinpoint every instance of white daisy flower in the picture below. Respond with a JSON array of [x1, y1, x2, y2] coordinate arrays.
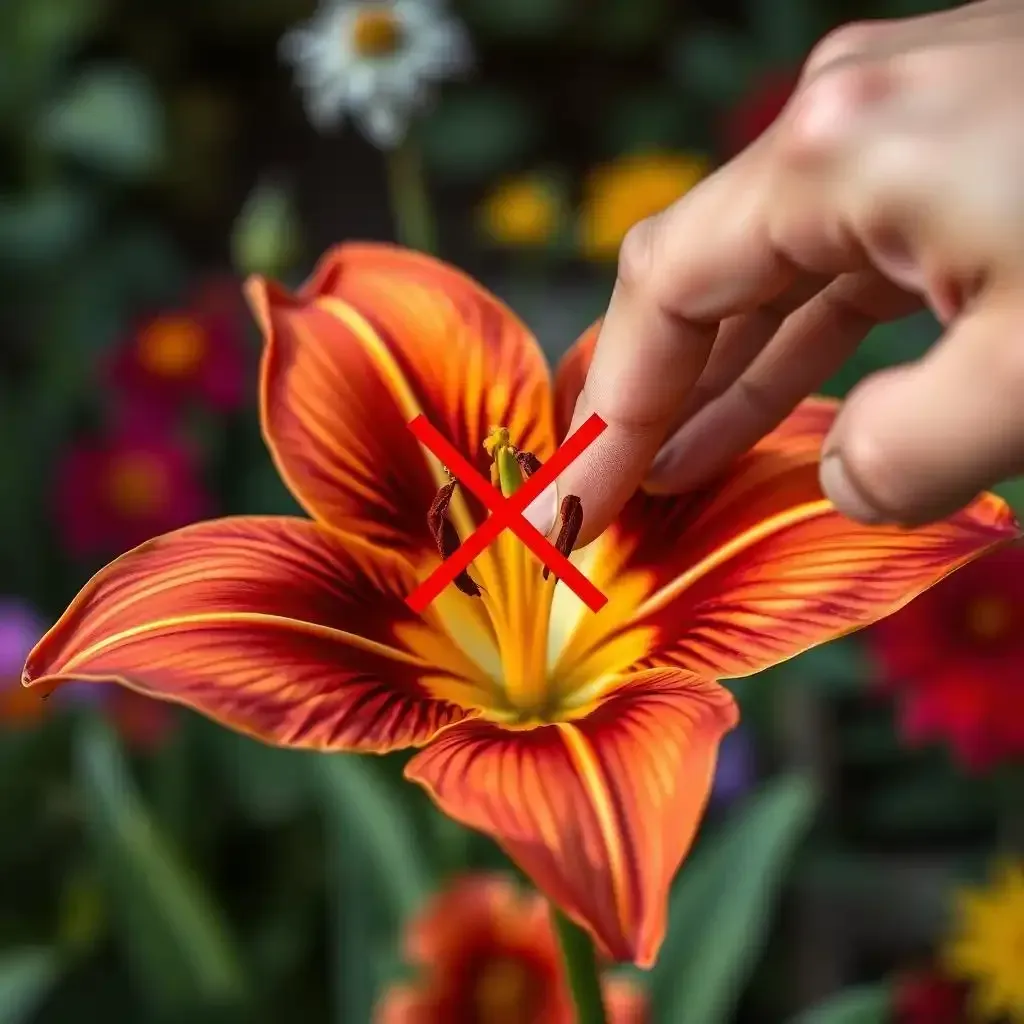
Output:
[[280, 0, 472, 149]]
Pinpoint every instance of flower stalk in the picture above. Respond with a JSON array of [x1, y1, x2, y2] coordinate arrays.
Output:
[[553, 909, 609, 1024], [386, 133, 438, 255]]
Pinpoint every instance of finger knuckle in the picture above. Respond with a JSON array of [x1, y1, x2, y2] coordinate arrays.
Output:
[[804, 21, 884, 75], [780, 61, 882, 160], [616, 216, 661, 295]]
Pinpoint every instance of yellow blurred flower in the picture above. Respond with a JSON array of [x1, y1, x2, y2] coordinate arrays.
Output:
[[944, 860, 1024, 1022], [578, 151, 709, 261], [479, 173, 563, 248]]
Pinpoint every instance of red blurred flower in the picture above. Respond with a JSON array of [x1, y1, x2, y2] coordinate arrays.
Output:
[[110, 277, 250, 415], [869, 544, 1024, 770], [893, 968, 969, 1024], [54, 418, 209, 559], [720, 70, 799, 158], [376, 875, 647, 1024]]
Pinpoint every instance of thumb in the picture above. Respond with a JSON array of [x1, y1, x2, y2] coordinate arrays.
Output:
[[821, 288, 1024, 526]]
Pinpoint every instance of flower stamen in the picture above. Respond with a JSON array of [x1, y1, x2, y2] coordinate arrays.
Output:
[[543, 495, 583, 581], [428, 478, 481, 598]]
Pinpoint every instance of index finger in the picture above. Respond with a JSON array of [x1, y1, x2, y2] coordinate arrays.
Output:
[[529, 126, 865, 546]]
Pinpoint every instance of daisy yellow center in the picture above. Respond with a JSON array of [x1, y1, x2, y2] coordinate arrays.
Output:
[[472, 956, 535, 1024], [350, 7, 403, 57], [137, 316, 206, 379], [107, 454, 168, 519], [965, 595, 1012, 642]]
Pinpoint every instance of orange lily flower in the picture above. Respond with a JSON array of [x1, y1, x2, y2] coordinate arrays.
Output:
[[23, 245, 1018, 967], [377, 873, 646, 1023]]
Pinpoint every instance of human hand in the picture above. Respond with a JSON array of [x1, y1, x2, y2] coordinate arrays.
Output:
[[528, 0, 1024, 546]]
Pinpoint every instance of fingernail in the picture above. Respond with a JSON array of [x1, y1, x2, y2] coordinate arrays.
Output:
[[523, 482, 558, 537], [819, 453, 887, 525]]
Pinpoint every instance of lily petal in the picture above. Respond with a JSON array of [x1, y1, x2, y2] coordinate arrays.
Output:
[[248, 244, 555, 558], [406, 669, 738, 967], [24, 517, 485, 751], [553, 396, 1019, 681]]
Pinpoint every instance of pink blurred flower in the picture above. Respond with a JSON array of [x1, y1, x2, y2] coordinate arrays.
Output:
[[868, 544, 1024, 771], [719, 70, 799, 158], [54, 420, 209, 559], [109, 277, 251, 415]]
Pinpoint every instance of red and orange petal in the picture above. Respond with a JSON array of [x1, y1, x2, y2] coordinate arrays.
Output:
[[247, 244, 556, 560], [550, 330, 1019, 682], [22, 517, 483, 752], [406, 670, 738, 966]]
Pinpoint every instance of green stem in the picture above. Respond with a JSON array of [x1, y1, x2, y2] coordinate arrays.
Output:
[[385, 133, 438, 255], [553, 910, 609, 1024]]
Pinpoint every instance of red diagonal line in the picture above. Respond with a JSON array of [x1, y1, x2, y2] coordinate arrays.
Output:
[[405, 415, 607, 613]]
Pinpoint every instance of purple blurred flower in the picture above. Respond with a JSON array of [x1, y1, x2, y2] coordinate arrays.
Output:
[[711, 727, 757, 807], [0, 597, 48, 722]]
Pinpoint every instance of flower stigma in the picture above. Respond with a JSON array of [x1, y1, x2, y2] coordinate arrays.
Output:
[[422, 427, 600, 725]]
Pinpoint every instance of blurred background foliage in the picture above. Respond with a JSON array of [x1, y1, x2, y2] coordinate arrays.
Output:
[[1, 0, 1022, 1021]]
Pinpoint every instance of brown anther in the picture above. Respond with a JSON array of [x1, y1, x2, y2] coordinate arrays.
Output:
[[428, 480, 481, 598], [515, 450, 542, 478], [542, 495, 583, 581]]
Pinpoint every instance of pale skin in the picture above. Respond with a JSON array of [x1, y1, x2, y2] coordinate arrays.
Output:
[[526, 0, 1024, 544]]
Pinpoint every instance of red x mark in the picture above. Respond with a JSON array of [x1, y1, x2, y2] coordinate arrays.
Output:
[[405, 414, 608, 614]]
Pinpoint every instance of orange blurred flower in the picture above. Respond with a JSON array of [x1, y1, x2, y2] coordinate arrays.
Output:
[[377, 874, 646, 1023], [578, 152, 708, 261], [23, 245, 1018, 966]]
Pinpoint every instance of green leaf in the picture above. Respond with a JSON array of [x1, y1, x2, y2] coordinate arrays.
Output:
[[0, 187, 96, 267], [75, 715, 248, 1015], [669, 26, 758, 106], [315, 755, 431, 922], [231, 178, 302, 278], [653, 774, 819, 1024], [421, 90, 538, 184], [0, 948, 60, 1023], [589, 0, 668, 50], [600, 90, 698, 155], [316, 756, 433, 1024], [746, 0, 823, 64], [790, 983, 891, 1024], [38, 64, 165, 178]]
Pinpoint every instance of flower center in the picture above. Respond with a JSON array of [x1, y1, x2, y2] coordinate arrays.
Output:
[[965, 595, 1013, 643], [137, 316, 206, 379], [472, 956, 536, 1024], [107, 454, 168, 519], [350, 7, 403, 57]]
